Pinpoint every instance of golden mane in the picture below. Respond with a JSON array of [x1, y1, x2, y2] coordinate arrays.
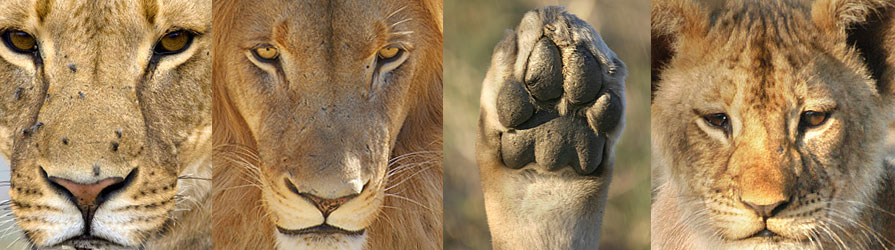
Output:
[[210, 0, 444, 249]]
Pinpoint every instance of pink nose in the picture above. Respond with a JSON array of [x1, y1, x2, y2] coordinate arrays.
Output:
[[48, 176, 125, 218]]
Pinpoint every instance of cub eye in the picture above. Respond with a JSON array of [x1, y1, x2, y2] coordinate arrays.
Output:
[[154, 30, 195, 55], [252, 46, 279, 61], [799, 111, 830, 128], [703, 113, 730, 131], [2, 30, 37, 54], [377, 46, 403, 63]]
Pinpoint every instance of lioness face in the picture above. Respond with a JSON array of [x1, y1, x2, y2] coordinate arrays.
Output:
[[652, 2, 891, 249], [0, 0, 211, 248], [215, 0, 439, 248]]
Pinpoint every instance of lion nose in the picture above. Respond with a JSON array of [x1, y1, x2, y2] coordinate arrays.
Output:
[[284, 178, 365, 217], [300, 193, 357, 217], [47, 173, 130, 223], [742, 198, 790, 218]]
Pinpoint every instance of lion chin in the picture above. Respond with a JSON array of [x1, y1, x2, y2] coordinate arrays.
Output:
[[275, 231, 367, 250]]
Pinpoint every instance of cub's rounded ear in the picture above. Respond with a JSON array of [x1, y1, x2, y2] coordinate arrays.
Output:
[[813, 0, 895, 98], [846, 5, 894, 98], [650, 0, 711, 102]]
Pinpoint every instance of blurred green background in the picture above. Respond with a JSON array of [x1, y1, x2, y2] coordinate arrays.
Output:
[[0, 159, 28, 249], [443, 0, 650, 249]]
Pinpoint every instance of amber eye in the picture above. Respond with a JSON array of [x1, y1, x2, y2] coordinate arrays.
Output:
[[799, 111, 830, 128], [2, 30, 37, 53], [154, 30, 194, 55], [377, 46, 403, 63], [252, 46, 279, 61], [378, 47, 400, 59], [703, 113, 730, 132]]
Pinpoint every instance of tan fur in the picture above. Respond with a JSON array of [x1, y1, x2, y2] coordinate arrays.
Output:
[[651, 0, 895, 249], [0, 0, 211, 249], [211, 0, 442, 249]]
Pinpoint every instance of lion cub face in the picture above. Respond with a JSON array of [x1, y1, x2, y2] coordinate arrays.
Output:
[[215, 0, 439, 248], [0, 0, 211, 249], [653, 0, 894, 248]]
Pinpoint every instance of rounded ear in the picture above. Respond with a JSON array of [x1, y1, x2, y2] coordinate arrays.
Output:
[[813, 0, 895, 98], [846, 5, 894, 98], [650, 0, 710, 102]]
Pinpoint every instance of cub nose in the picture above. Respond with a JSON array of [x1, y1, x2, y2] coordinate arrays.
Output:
[[742, 198, 790, 218], [47, 174, 128, 222]]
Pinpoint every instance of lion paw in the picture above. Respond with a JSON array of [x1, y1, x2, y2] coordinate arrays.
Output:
[[483, 6, 626, 176]]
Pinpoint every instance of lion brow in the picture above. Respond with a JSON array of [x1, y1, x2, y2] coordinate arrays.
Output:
[[142, 0, 159, 25], [34, 0, 51, 23]]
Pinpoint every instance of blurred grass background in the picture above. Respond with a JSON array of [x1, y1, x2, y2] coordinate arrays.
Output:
[[0, 158, 29, 249], [443, 0, 650, 249]]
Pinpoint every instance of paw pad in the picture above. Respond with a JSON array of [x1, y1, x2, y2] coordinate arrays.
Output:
[[492, 15, 623, 176]]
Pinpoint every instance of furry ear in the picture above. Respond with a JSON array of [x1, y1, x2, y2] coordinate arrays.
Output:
[[650, 0, 710, 101], [814, 0, 895, 98], [846, 5, 894, 98]]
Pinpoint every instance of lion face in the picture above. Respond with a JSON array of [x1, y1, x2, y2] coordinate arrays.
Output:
[[652, 0, 894, 248], [0, 0, 211, 248], [214, 0, 440, 248]]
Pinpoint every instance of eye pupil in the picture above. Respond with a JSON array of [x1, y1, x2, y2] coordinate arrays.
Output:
[[253, 46, 279, 60], [2, 30, 37, 53], [705, 113, 729, 128], [378, 47, 400, 59], [160, 32, 188, 52], [801, 111, 829, 127], [154, 30, 194, 55]]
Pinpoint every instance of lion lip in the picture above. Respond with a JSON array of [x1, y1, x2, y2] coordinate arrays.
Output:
[[276, 224, 365, 236], [56, 235, 128, 249], [749, 229, 779, 238]]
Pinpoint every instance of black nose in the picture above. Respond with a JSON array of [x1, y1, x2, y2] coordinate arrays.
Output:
[[742, 199, 790, 218]]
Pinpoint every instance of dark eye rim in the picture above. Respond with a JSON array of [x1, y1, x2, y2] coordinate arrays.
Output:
[[153, 30, 198, 56], [250, 45, 280, 63], [1, 29, 38, 54], [799, 110, 832, 129], [702, 113, 731, 132]]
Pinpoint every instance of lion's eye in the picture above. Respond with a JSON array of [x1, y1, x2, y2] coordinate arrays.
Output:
[[379, 47, 402, 60], [252, 46, 279, 61], [703, 113, 730, 131], [2, 30, 37, 54], [799, 111, 830, 128], [154, 30, 195, 55]]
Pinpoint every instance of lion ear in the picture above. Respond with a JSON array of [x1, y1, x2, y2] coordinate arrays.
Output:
[[848, 5, 895, 98], [650, 0, 710, 101], [814, 0, 895, 98]]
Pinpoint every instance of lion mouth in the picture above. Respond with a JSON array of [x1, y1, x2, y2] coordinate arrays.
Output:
[[748, 229, 779, 238], [276, 224, 365, 236], [56, 235, 132, 250]]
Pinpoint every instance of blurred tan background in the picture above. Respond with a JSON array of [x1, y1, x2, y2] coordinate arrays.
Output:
[[443, 0, 650, 249]]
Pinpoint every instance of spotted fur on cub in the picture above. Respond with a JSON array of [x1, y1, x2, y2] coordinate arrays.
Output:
[[651, 0, 895, 249]]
